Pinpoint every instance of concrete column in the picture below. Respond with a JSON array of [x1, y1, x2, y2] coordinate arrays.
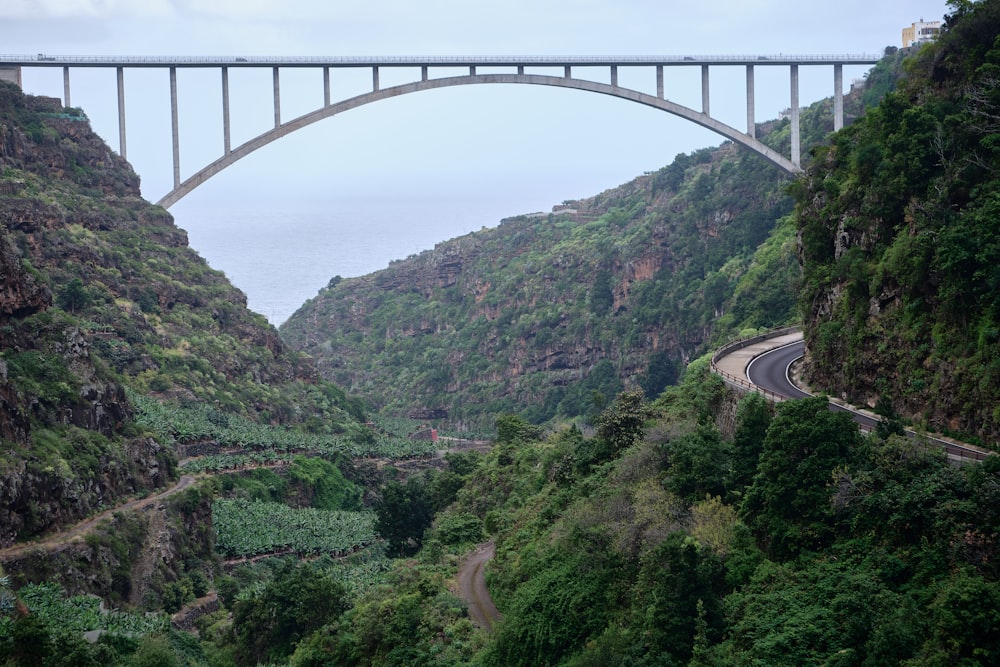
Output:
[[746, 65, 755, 138], [372, 66, 379, 91], [564, 65, 571, 78], [470, 65, 476, 76], [610, 65, 618, 87], [63, 67, 71, 107], [517, 65, 524, 75], [323, 66, 331, 106], [701, 64, 710, 115], [221, 67, 231, 155], [833, 63, 844, 131], [656, 65, 664, 99], [116, 66, 127, 159], [272, 67, 281, 128], [790, 64, 800, 167], [170, 67, 179, 188], [0, 66, 22, 89], [421, 65, 428, 81]]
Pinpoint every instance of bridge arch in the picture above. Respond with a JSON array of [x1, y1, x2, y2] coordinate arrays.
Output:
[[157, 72, 799, 208]]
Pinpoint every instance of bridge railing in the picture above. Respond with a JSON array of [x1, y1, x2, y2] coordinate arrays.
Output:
[[0, 54, 883, 67]]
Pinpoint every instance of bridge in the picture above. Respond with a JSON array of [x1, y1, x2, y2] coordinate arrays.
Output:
[[1, 54, 880, 208]]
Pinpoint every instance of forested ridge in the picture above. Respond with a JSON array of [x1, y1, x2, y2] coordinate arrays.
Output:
[[3, 1, 1000, 665], [279, 103, 858, 426], [796, 0, 1000, 445]]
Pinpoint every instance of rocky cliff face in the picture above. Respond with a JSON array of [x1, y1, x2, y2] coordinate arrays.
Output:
[[0, 83, 349, 548], [794, 16, 1000, 444], [282, 142, 795, 425], [0, 91, 177, 545]]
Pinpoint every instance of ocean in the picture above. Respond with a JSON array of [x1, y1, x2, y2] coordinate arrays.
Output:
[[169, 194, 551, 326]]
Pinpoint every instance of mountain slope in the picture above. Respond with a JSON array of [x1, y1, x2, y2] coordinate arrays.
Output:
[[795, 0, 1000, 445], [280, 79, 886, 426], [0, 84, 369, 548]]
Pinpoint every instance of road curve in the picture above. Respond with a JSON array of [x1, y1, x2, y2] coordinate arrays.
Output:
[[746, 341, 811, 400], [738, 335, 991, 461], [746, 339, 880, 430]]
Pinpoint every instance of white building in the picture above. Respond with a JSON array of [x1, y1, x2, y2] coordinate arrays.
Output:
[[902, 19, 942, 48]]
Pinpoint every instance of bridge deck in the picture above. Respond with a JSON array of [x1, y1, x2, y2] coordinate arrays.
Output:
[[1, 54, 881, 68]]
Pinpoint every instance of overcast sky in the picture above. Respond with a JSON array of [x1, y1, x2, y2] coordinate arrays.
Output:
[[3, 1, 950, 201], [1, 1, 951, 322]]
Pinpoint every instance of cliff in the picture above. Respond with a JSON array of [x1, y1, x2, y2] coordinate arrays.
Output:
[[281, 82, 877, 426], [795, 2, 1000, 445], [0, 83, 366, 549]]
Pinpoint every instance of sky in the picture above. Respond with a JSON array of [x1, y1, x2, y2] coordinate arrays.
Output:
[[1, 0, 951, 322]]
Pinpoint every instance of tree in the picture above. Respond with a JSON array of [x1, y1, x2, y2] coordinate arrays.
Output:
[[665, 424, 727, 504], [232, 564, 348, 665], [727, 392, 772, 498], [595, 390, 651, 455], [740, 397, 860, 560], [640, 350, 679, 399], [495, 413, 542, 444], [56, 278, 91, 313], [375, 476, 434, 556]]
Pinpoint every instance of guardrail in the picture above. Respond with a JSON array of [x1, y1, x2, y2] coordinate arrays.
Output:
[[709, 325, 800, 402], [711, 326, 994, 463]]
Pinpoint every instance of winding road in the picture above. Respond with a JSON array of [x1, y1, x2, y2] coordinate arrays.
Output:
[[746, 340, 880, 430], [719, 330, 991, 462]]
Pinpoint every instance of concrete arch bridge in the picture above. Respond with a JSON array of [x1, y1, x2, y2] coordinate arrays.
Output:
[[1, 54, 879, 208]]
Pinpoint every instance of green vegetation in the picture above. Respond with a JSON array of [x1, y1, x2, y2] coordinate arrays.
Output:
[[4, 2, 1000, 665], [133, 394, 436, 463], [280, 149, 805, 426], [795, 0, 1000, 444], [212, 499, 375, 558]]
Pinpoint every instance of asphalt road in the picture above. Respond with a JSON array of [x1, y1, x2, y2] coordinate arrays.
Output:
[[746, 340, 880, 430]]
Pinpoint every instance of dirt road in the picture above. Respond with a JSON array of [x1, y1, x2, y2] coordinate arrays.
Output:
[[0, 474, 198, 561], [457, 542, 502, 632]]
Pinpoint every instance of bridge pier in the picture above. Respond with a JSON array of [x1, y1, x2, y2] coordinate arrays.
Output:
[[701, 65, 710, 115], [834, 63, 844, 131], [222, 67, 231, 155], [790, 64, 800, 167], [63, 67, 70, 107], [564, 65, 571, 78], [324, 67, 331, 106], [116, 67, 126, 159], [272, 67, 281, 127], [0, 66, 21, 89], [170, 67, 180, 188], [746, 65, 755, 138], [656, 66, 663, 99], [373, 66, 380, 92], [610, 65, 618, 87]]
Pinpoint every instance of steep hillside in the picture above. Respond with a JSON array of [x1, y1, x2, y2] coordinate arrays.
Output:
[[281, 90, 875, 425], [795, 0, 1000, 445], [0, 84, 369, 549]]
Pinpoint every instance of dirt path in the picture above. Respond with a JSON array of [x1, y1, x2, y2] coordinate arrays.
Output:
[[457, 542, 502, 632], [0, 474, 198, 561]]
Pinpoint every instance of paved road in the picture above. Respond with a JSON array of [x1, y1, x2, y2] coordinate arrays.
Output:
[[746, 340, 811, 400], [734, 334, 990, 461], [746, 340, 880, 430]]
